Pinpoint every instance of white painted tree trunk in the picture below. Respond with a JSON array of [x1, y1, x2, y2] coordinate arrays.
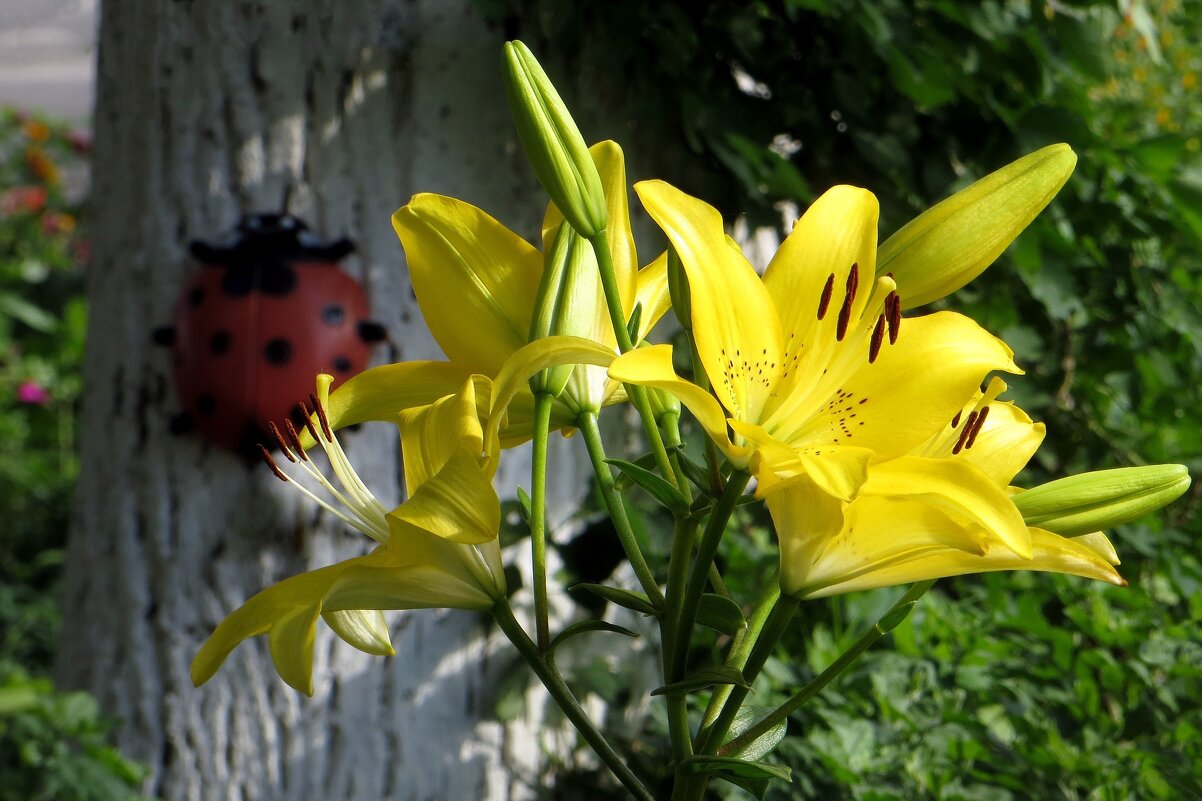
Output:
[[57, 2, 596, 799]]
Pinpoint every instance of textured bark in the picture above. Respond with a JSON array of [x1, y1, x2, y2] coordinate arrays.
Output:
[[58, 2, 594, 799]]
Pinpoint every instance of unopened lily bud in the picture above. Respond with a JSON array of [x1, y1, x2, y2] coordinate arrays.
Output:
[[648, 384, 681, 423], [1013, 464, 1190, 537], [877, 143, 1077, 307], [503, 40, 607, 239], [529, 223, 594, 397], [666, 246, 692, 331]]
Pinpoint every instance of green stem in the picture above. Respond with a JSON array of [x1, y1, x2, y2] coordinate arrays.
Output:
[[698, 577, 780, 737], [664, 514, 698, 767], [577, 412, 665, 607], [492, 600, 655, 801], [662, 414, 694, 506], [669, 472, 752, 684], [717, 581, 935, 757], [589, 231, 677, 485], [529, 392, 554, 650], [696, 594, 800, 756]]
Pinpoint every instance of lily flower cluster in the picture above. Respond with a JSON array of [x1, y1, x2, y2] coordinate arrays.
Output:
[[192, 40, 1190, 800]]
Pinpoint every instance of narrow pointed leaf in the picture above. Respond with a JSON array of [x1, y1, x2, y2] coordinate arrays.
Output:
[[548, 620, 639, 653], [605, 458, 688, 511], [651, 665, 749, 697], [570, 584, 658, 616], [680, 755, 792, 783]]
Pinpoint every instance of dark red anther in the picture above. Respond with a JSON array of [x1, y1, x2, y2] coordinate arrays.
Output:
[[952, 410, 978, 454], [886, 291, 902, 344], [310, 393, 334, 442], [845, 262, 860, 305], [836, 296, 853, 341], [283, 419, 309, 461], [297, 400, 322, 443], [259, 444, 290, 482], [817, 273, 835, 319], [951, 410, 962, 428], [869, 314, 886, 363], [964, 405, 989, 450], [267, 421, 297, 462]]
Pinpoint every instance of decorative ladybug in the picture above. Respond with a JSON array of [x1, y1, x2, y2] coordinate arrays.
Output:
[[153, 213, 386, 458]]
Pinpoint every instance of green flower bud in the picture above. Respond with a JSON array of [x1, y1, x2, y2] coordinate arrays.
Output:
[[1013, 464, 1190, 537], [529, 222, 595, 397], [503, 40, 607, 238], [877, 143, 1077, 308], [648, 384, 681, 423]]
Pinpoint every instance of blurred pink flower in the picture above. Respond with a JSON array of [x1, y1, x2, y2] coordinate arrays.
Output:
[[17, 380, 51, 405]]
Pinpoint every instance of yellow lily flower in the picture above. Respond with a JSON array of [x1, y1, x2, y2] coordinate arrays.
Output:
[[191, 377, 505, 696], [766, 379, 1125, 598], [608, 180, 1018, 503], [316, 140, 669, 447]]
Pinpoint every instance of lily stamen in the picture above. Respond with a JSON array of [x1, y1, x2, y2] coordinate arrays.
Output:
[[257, 386, 392, 543]]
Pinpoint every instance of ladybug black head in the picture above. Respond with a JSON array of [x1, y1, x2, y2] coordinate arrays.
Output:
[[189, 213, 355, 265]]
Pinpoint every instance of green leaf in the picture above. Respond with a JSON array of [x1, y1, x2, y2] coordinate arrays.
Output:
[[515, 487, 532, 525], [877, 600, 918, 633], [0, 292, 57, 332], [697, 593, 746, 635], [679, 755, 792, 783], [570, 583, 658, 616], [674, 448, 714, 492], [651, 665, 749, 697], [548, 620, 638, 653], [724, 705, 787, 761], [605, 458, 688, 511]]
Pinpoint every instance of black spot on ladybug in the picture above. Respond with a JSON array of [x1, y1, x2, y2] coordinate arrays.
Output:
[[264, 338, 293, 365], [152, 326, 175, 346], [188, 286, 205, 307], [357, 321, 387, 343], [221, 267, 255, 297], [260, 262, 297, 296], [197, 393, 217, 416], [210, 330, 232, 356], [169, 412, 194, 434], [332, 355, 352, 373], [322, 303, 345, 326]]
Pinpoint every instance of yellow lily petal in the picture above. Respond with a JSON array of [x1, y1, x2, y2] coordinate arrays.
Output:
[[306, 360, 475, 447], [634, 179, 784, 423], [322, 609, 395, 657], [397, 379, 487, 490], [877, 144, 1077, 307], [732, 419, 872, 501], [788, 311, 1019, 458], [268, 604, 320, 696], [391, 449, 501, 544], [762, 476, 850, 597], [192, 561, 354, 688], [486, 335, 617, 454], [762, 186, 879, 406], [323, 563, 497, 613], [633, 251, 672, 342], [861, 455, 1032, 558], [393, 193, 543, 374], [792, 499, 1123, 598], [1072, 531, 1121, 565], [608, 343, 748, 465]]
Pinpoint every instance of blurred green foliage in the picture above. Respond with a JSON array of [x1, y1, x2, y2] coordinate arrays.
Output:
[[490, 0, 1202, 797], [0, 108, 149, 800]]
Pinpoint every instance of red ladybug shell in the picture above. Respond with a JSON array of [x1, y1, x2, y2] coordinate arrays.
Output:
[[165, 215, 382, 455]]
